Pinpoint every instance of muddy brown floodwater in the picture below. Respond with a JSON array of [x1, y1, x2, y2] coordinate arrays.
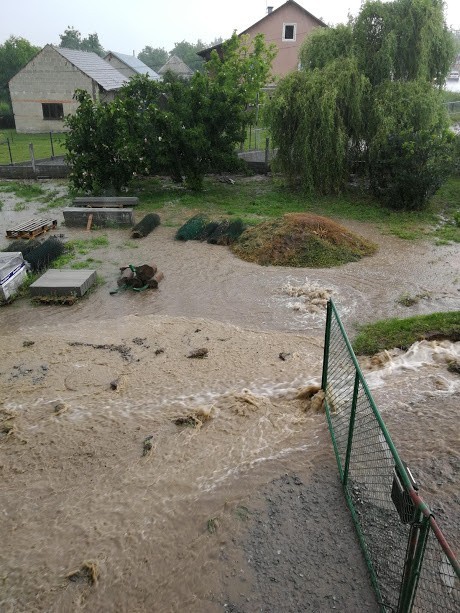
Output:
[[0, 179, 458, 612]]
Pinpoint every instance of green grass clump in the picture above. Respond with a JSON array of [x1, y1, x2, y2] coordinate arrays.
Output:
[[352, 312, 460, 355], [51, 236, 109, 268], [0, 181, 45, 200]]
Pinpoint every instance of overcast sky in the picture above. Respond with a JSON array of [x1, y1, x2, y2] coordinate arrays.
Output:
[[1, 0, 460, 55]]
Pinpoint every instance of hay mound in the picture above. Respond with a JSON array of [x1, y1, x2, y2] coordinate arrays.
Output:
[[232, 213, 377, 267]]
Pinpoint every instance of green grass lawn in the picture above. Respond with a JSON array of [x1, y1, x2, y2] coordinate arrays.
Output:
[[126, 175, 460, 244], [352, 311, 460, 355], [0, 129, 66, 164]]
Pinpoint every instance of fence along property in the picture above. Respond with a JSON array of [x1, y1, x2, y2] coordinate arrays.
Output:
[[321, 299, 459, 612]]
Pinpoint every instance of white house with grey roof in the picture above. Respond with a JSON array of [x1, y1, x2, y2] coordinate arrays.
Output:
[[9, 45, 127, 133], [104, 51, 161, 80]]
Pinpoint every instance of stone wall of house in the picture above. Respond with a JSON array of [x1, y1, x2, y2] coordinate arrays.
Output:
[[9, 45, 97, 133]]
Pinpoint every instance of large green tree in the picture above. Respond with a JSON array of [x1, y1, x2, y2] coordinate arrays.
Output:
[[138, 46, 168, 72], [65, 33, 275, 193], [0, 36, 40, 103], [0, 36, 40, 125], [170, 40, 206, 71], [268, 0, 456, 209], [59, 27, 105, 56]]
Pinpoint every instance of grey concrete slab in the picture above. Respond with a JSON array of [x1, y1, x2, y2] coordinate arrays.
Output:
[[73, 197, 139, 207], [63, 208, 135, 227], [30, 269, 97, 297]]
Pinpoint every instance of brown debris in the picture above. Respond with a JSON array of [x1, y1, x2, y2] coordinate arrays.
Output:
[[142, 435, 154, 456], [187, 348, 208, 359], [295, 385, 325, 413], [54, 402, 69, 416], [67, 561, 100, 585], [295, 384, 322, 400], [117, 263, 163, 291], [173, 407, 213, 429]]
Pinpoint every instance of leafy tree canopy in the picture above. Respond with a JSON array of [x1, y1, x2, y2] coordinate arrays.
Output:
[[59, 27, 105, 56], [0, 36, 40, 104], [169, 40, 206, 71], [268, 0, 456, 209], [65, 33, 275, 193], [137, 46, 168, 72]]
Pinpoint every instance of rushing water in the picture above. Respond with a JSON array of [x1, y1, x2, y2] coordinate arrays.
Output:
[[0, 184, 458, 611]]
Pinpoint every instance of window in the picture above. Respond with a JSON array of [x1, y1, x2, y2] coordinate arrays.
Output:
[[283, 23, 296, 41], [42, 103, 64, 120]]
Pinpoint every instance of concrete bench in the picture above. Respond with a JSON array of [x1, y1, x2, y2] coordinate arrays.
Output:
[[72, 197, 139, 208], [30, 269, 97, 298], [63, 207, 135, 228]]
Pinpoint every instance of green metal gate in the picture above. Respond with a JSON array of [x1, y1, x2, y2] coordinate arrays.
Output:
[[322, 299, 459, 612]]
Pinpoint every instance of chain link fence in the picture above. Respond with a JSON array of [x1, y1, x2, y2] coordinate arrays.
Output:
[[321, 299, 459, 612]]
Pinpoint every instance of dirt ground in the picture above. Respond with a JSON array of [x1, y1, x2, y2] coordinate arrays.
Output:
[[0, 178, 458, 612]]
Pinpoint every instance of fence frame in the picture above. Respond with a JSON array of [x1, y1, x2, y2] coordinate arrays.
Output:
[[321, 299, 459, 612]]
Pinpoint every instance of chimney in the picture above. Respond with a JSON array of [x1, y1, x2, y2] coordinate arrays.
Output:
[[267, 6, 273, 14]]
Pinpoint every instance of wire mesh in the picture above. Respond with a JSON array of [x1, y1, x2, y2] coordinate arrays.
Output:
[[323, 299, 459, 613], [411, 528, 460, 612]]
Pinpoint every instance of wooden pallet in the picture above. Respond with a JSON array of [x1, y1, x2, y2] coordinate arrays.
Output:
[[6, 218, 57, 239]]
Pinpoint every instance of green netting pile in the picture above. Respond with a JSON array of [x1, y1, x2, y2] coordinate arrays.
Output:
[[175, 215, 211, 241], [132, 213, 161, 239], [207, 219, 246, 245], [176, 215, 245, 245], [2, 239, 41, 256], [24, 237, 66, 272]]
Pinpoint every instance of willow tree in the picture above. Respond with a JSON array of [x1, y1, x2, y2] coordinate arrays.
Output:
[[267, 0, 456, 208], [268, 57, 368, 193]]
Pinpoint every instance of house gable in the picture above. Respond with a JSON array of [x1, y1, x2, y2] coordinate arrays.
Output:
[[198, 1, 326, 79], [158, 55, 194, 78], [104, 51, 161, 80], [8, 45, 126, 133]]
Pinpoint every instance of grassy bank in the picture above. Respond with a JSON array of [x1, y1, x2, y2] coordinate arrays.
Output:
[[352, 311, 460, 355]]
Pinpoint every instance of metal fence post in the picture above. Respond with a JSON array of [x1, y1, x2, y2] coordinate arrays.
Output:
[[321, 299, 332, 393], [398, 513, 430, 613], [7, 137, 13, 165], [343, 371, 360, 487], [29, 143, 36, 173], [49, 131, 55, 159]]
